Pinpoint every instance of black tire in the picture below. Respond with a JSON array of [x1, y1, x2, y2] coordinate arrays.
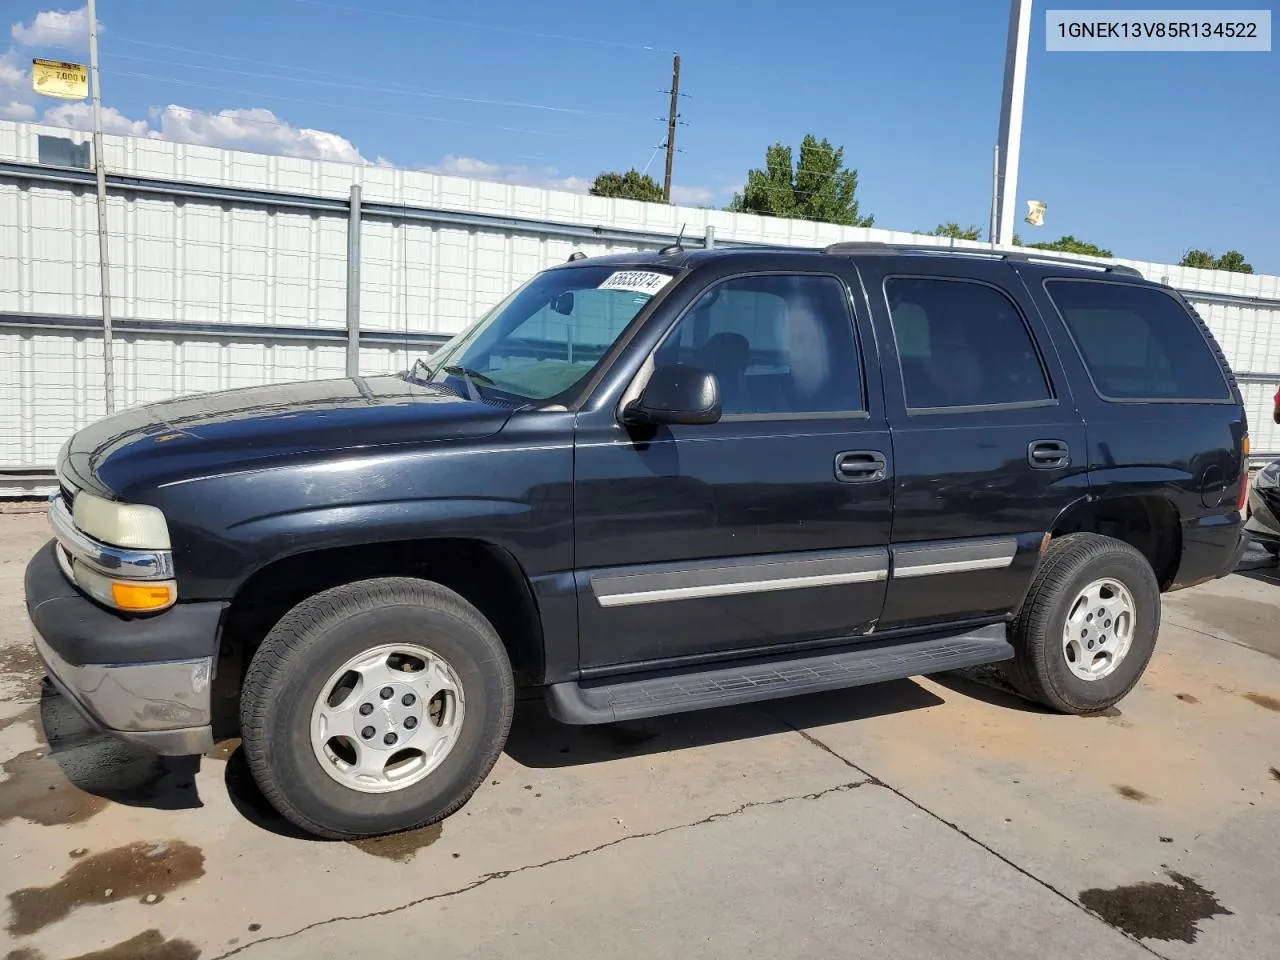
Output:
[[1002, 533, 1160, 714], [239, 577, 514, 839]]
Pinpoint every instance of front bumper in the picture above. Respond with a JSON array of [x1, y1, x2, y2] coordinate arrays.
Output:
[[24, 541, 225, 756]]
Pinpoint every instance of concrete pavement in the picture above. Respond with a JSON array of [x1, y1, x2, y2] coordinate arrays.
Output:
[[1, 511, 1277, 960]]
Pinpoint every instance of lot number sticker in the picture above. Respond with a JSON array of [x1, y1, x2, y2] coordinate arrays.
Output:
[[598, 271, 673, 296]]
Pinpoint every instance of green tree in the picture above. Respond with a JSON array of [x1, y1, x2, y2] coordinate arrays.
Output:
[[1180, 248, 1254, 273], [1027, 235, 1113, 258], [919, 222, 983, 241], [727, 134, 873, 227], [589, 169, 666, 203], [1179, 249, 1217, 269]]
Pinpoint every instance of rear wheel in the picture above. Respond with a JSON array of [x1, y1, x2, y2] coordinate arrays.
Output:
[[240, 577, 514, 839], [1002, 533, 1160, 714]]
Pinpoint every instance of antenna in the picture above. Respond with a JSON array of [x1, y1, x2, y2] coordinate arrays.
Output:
[[659, 223, 687, 256]]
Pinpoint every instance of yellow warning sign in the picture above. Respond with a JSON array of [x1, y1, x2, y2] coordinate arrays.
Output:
[[32, 58, 88, 100]]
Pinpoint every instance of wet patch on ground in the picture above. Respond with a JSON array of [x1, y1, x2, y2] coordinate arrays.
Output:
[[0, 740, 200, 828], [1078, 871, 1232, 943], [1113, 785, 1155, 804], [0, 703, 39, 736], [349, 822, 443, 862], [0, 643, 46, 702], [4, 930, 201, 960], [0, 748, 109, 827], [6, 840, 206, 936], [1175, 693, 1200, 704], [1243, 692, 1280, 712]]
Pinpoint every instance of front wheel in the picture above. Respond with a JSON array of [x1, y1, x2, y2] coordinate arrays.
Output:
[[240, 577, 514, 839], [1002, 533, 1160, 714]]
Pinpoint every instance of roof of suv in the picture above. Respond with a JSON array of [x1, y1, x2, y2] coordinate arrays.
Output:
[[552, 242, 1154, 285]]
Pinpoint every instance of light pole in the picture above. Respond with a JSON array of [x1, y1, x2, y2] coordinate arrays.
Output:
[[994, 0, 1033, 247], [87, 0, 114, 413]]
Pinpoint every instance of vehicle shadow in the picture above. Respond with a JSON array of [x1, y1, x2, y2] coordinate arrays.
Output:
[[504, 677, 948, 770], [1233, 542, 1280, 587], [34, 685, 203, 813]]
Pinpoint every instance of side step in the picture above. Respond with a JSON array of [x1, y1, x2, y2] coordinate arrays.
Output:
[[546, 625, 1013, 725]]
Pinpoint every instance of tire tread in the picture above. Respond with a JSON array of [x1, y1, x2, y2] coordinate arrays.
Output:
[[240, 577, 514, 840]]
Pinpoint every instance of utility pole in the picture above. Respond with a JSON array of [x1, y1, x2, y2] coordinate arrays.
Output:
[[87, 0, 114, 413], [994, 0, 1033, 246], [662, 54, 680, 202]]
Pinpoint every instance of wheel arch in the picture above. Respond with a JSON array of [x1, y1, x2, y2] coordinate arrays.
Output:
[[220, 537, 547, 684], [1048, 493, 1182, 590]]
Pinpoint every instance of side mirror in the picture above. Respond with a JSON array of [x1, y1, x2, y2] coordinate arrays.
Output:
[[623, 364, 721, 426], [551, 291, 575, 315]]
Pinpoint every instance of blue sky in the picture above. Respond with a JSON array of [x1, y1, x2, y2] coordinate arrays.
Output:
[[1, 1, 1276, 271]]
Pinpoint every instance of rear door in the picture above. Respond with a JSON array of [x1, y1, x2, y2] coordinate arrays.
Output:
[[854, 256, 1090, 631]]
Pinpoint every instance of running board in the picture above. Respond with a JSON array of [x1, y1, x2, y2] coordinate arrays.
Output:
[[545, 625, 1013, 725]]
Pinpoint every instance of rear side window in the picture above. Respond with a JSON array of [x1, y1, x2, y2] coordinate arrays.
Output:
[[1044, 280, 1230, 401], [885, 277, 1052, 410]]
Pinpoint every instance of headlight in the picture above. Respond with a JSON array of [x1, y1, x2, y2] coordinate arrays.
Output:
[[1258, 461, 1280, 488], [72, 491, 172, 549]]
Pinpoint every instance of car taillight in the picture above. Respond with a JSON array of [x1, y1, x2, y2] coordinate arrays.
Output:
[[1273, 385, 1279, 424], [1239, 434, 1251, 511]]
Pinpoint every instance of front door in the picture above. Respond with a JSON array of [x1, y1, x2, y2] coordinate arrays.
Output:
[[573, 266, 893, 672], [855, 257, 1089, 631]]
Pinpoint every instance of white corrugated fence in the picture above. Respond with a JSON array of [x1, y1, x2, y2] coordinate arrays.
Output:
[[2, 119, 1278, 496]]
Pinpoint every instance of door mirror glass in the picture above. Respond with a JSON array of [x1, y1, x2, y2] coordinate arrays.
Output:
[[624, 364, 721, 426]]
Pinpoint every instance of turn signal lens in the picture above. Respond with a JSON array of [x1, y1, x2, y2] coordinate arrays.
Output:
[[110, 581, 176, 612]]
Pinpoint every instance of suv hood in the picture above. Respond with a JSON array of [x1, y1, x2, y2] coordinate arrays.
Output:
[[59, 375, 514, 498]]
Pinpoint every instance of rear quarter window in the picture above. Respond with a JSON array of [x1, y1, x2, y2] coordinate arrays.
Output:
[[1043, 280, 1231, 402]]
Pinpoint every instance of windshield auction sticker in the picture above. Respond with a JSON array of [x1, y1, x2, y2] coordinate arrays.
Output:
[[598, 271, 673, 296]]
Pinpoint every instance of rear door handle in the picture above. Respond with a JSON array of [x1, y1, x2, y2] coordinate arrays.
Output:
[[1028, 439, 1070, 470], [835, 450, 887, 483]]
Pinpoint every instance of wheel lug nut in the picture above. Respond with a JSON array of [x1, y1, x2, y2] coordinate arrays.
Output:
[[359, 703, 374, 716], [380, 687, 394, 700], [1105, 619, 1112, 628], [1081, 629, 1087, 638], [383, 732, 398, 746], [402, 693, 416, 706], [361, 726, 375, 740], [404, 716, 418, 730], [1087, 614, 1093, 622]]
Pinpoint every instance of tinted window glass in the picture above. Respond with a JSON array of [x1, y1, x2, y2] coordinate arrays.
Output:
[[654, 274, 862, 415], [1044, 281, 1230, 401], [885, 278, 1051, 409]]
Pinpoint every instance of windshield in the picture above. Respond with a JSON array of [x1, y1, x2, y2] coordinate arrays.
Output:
[[415, 265, 676, 402]]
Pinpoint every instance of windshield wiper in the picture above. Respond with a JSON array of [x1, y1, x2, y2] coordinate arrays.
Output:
[[441, 364, 494, 401]]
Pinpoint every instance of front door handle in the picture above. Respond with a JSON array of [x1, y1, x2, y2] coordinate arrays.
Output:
[[835, 450, 887, 483], [1028, 439, 1070, 470]]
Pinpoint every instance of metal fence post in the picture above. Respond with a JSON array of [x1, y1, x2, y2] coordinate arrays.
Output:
[[704, 224, 715, 249], [345, 184, 362, 378]]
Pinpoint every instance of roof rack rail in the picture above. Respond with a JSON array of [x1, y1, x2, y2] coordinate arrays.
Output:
[[821, 241, 1144, 278]]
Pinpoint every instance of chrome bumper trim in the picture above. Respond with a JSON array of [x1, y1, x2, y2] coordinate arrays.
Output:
[[48, 492, 175, 581], [33, 631, 214, 756]]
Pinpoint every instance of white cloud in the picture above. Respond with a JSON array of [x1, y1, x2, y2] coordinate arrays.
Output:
[[424, 154, 591, 193], [0, 48, 28, 90], [43, 100, 148, 135], [0, 99, 35, 120], [151, 105, 365, 163], [670, 184, 715, 206], [29, 100, 367, 163], [11, 6, 94, 49]]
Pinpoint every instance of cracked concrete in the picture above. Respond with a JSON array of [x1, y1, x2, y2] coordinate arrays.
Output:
[[2, 512, 1278, 960]]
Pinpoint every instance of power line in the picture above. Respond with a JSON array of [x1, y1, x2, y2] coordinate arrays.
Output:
[[106, 70, 594, 141], [101, 50, 641, 121], [285, 0, 676, 54]]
